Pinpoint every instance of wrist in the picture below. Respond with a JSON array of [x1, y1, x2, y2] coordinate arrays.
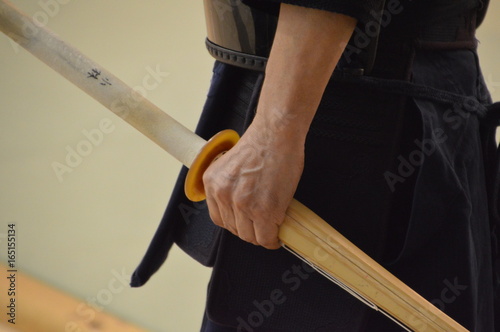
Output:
[[249, 111, 310, 150]]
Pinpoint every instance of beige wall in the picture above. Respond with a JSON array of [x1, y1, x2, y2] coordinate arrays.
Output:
[[1, 1, 213, 331], [0, 1, 498, 331], [478, 1, 500, 104]]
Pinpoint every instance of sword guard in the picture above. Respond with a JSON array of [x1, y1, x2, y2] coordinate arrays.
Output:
[[184, 129, 240, 202]]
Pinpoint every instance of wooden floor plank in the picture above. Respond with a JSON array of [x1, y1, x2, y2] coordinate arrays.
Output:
[[0, 265, 148, 332]]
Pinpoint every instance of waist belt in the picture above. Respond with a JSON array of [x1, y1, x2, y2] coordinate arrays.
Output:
[[206, 38, 268, 72], [204, 0, 478, 78], [203, 0, 275, 72]]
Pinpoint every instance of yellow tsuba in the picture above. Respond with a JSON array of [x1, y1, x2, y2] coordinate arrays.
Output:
[[184, 129, 240, 202]]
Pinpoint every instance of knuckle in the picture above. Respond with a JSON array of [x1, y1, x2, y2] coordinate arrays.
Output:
[[258, 239, 278, 249], [226, 225, 239, 237], [206, 205, 222, 226], [239, 233, 255, 244], [255, 232, 276, 248], [209, 213, 222, 226], [233, 196, 251, 212], [202, 168, 215, 185]]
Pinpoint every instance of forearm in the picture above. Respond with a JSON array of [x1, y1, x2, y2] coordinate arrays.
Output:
[[252, 3, 357, 140], [203, 4, 358, 249]]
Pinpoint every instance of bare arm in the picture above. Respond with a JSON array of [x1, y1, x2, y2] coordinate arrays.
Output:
[[203, 3, 357, 249]]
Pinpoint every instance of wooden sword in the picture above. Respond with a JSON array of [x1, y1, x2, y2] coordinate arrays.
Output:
[[0, 1, 468, 331]]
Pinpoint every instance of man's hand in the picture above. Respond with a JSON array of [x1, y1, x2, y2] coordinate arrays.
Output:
[[203, 114, 305, 249], [202, 4, 357, 249]]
